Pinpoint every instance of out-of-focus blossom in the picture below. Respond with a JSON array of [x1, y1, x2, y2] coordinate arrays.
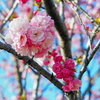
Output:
[[18, 0, 29, 4]]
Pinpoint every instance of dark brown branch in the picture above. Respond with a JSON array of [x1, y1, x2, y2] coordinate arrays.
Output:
[[0, 41, 64, 92], [43, 0, 72, 59]]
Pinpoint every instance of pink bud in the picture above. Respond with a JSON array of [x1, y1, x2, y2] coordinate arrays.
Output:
[[43, 60, 50, 65], [86, 26, 89, 30], [33, 11, 38, 15]]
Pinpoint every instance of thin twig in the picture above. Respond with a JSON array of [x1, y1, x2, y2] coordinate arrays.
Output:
[[81, 68, 100, 99], [0, 1, 10, 13], [0, 1, 18, 31], [66, 0, 98, 26], [79, 39, 100, 79]]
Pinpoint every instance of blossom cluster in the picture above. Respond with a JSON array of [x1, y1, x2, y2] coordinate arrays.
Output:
[[43, 49, 82, 92], [5, 11, 55, 58], [50, 51, 82, 92]]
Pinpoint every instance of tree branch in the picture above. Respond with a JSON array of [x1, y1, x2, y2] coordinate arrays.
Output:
[[0, 1, 18, 31], [43, 0, 72, 59], [13, 57, 23, 96], [79, 39, 100, 79], [66, 0, 99, 27], [0, 41, 64, 92], [81, 68, 100, 99]]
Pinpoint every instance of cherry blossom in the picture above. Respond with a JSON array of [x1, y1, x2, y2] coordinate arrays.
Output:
[[64, 59, 75, 69], [35, 0, 41, 2], [62, 79, 82, 92], [52, 62, 63, 73], [5, 11, 55, 57], [18, 0, 29, 4], [53, 56, 63, 63], [69, 79, 82, 91]]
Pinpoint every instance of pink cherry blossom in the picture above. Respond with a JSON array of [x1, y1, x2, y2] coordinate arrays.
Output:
[[8, 17, 29, 33], [5, 11, 55, 57], [56, 72, 63, 79], [50, 49, 58, 57], [34, 46, 51, 58], [36, 0, 41, 2], [62, 85, 71, 92], [62, 79, 82, 92], [69, 79, 82, 91], [61, 68, 74, 76], [33, 10, 38, 15], [14, 34, 27, 48], [27, 26, 45, 44], [64, 59, 75, 69], [42, 33, 54, 49], [18, 0, 29, 4], [53, 56, 63, 63], [31, 11, 54, 36], [52, 62, 63, 73], [43, 60, 50, 66], [19, 4, 31, 13], [5, 17, 31, 56], [63, 75, 73, 82]]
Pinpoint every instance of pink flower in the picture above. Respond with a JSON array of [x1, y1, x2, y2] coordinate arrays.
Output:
[[5, 33, 13, 44], [62, 85, 70, 92], [56, 72, 63, 79], [43, 60, 50, 66], [27, 26, 45, 44], [5, 11, 55, 57], [52, 62, 63, 73], [18, 0, 29, 4], [69, 79, 82, 91], [8, 17, 29, 33], [31, 11, 54, 36], [64, 59, 75, 69], [5, 17, 31, 56], [42, 33, 54, 49], [33, 11, 38, 15], [62, 79, 82, 92], [19, 4, 31, 13], [50, 49, 58, 57], [61, 68, 74, 76], [63, 76, 73, 82], [36, 0, 41, 2], [34, 47, 51, 58], [45, 54, 52, 58], [53, 56, 63, 63], [14, 34, 27, 48]]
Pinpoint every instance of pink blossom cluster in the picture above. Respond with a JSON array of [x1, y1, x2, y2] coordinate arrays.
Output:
[[5, 11, 55, 58], [52, 55, 82, 92], [43, 48, 59, 66]]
